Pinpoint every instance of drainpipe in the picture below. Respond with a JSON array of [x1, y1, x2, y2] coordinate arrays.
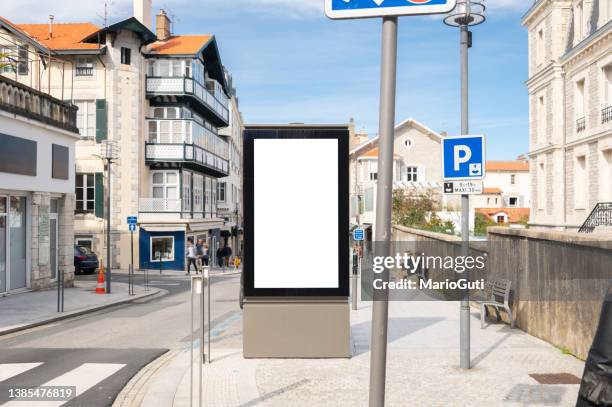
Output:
[[561, 67, 567, 231]]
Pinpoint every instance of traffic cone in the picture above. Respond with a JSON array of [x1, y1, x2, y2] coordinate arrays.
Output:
[[95, 264, 106, 294]]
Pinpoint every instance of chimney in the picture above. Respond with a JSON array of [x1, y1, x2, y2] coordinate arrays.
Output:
[[156, 9, 171, 41], [49, 15, 54, 38], [134, 0, 152, 30]]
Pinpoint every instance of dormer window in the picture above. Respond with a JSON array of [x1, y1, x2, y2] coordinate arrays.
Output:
[[121, 47, 131, 65]]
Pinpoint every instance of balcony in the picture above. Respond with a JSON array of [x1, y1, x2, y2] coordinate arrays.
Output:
[[576, 117, 586, 133], [0, 74, 78, 133], [139, 198, 182, 213], [602, 106, 612, 125], [146, 76, 229, 127], [145, 143, 229, 177]]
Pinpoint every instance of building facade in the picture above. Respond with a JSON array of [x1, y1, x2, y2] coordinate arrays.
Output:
[[523, 0, 612, 231], [0, 34, 78, 292], [2, 0, 235, 270], [217, 83, 244, 258]]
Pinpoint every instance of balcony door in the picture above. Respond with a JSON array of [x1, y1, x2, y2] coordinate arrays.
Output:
[[49, 199, 59, 281], [9, 196, 27, 290], [0, 197, 6, 293], [151, 171, 180, 211]]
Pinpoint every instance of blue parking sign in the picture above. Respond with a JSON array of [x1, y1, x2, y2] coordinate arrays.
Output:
[[353, 228, 365, 241], [325, 0, 457, 19], [442, 135, 486, 180]]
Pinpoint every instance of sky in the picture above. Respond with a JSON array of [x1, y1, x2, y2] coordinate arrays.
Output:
[[0, 0, 534, 160]]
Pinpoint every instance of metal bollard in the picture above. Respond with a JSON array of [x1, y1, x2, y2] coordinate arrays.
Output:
[[190, 275, 204, 407], [205, 267, 211, 363]]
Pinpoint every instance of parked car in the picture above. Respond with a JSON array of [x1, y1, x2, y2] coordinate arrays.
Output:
[[74, 245, 99, 274]]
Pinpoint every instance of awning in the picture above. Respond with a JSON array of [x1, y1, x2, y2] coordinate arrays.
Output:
[[141, 225, 186, 232]]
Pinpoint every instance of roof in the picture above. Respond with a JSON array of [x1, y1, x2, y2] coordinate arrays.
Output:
[[16, 22, 101, 50], [486, 160, 529, 172], [81, 18, 156, 46], [483, 187, 503, 195], [148, 35, 212, 55], [358, 147, 399, 159], [476, 208, 530, 224], [350, 118, 443, 156], [0, 16, 48, 52]]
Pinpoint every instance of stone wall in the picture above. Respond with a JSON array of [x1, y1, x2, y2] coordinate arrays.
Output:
[[392, 224, 612, 360]]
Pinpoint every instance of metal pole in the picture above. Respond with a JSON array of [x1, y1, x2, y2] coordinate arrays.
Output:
[[199, 278, 204, 407], [352, 250, 358, 311], [459, 23, 471, 370], [369, 16, 398, 407], [190, 280, 194, 407], [106, 159, 112, 294], [61, 271, 64, 312], [130, 230, 134, 295]]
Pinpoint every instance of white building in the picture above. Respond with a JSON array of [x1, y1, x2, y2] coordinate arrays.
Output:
[[473, 160, 531, 210], [0, 24, 79, 292], [1, 0, 236, 270], [217, 79, 244, 257], [523, 0, 612, 231], [349, 118, 450, 237]]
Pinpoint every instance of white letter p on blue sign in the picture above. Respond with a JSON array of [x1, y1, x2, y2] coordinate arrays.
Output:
[[442, 135, 486, 181]]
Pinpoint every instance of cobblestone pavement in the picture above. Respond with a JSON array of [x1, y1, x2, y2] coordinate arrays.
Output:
[[165, 296, 585, 407]]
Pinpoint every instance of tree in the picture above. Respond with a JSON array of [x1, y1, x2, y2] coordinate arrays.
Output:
[[392, 189, 455, 235]]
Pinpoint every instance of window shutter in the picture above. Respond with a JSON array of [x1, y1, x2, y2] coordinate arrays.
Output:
[[95, 172, 105, 218], [95, 99, 107, 142]]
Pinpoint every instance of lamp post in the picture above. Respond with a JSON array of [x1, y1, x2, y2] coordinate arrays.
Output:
[[101, 140, 118, 294], [443, 0, 486, 370]]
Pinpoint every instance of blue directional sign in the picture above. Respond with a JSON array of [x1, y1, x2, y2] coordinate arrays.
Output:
[[442, 135, 486, 181], [127, 216, 138, 225], [325, 0, 457, 19], [353, 228, 365, 241], [128, 223, 137, 232]]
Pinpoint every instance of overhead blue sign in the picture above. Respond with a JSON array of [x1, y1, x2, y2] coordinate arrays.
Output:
[[442, 135, 486, 181], [325, 0, 457, 19], [353, 228, 365, 241], [127, 216, 138, 225]]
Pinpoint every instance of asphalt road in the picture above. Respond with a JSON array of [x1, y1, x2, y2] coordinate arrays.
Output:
[[0, 271, 242, 406]]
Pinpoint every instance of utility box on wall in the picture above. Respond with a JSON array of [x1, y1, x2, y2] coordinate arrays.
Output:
[[242, 124, 350, 358]]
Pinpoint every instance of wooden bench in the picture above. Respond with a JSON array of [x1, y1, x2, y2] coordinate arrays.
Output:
[[475, 279, 515, 329]]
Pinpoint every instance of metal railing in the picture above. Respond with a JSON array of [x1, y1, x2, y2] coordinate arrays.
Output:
[[139, 198, 182, 212], [145, 76, 229, 123], [578, 202, 612, 233], [75, 67, 94, 76], [0, 74, 78, 133], [145, 143, 229, 175], [602, 106, 612, 125], [576, 117, 586, 133]]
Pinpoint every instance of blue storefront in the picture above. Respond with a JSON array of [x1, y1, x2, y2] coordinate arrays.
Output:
[[139, 228, 186, 271]]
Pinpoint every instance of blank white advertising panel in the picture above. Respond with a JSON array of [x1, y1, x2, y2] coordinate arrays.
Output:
[[253, 138, 339, 289]]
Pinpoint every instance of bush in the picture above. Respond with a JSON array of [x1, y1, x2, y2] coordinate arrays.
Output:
[[474, 212, 496, 236], [392, 189, 455, 235]]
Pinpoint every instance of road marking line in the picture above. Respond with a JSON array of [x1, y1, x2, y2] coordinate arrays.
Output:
[[0, 363, 42, 382], [2, 363, 125, 407]]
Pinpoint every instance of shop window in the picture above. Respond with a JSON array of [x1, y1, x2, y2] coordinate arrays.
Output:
[[151, 236, 174, 261]]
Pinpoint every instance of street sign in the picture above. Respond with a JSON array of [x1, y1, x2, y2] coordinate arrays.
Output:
[[443, 180, 483, 195], [127, 216, 138, 225], [128, 223, 137, 232], [353, 228, 365, 241], [325, 0, 457, 19], [442, 135, 486, 180]]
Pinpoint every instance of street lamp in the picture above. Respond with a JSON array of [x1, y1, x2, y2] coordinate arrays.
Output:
[[101, 140, 119, 294], [443, 0, 486, 370]]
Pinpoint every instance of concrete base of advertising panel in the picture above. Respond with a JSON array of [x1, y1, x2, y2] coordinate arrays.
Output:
[[243, 299, 351, 358]]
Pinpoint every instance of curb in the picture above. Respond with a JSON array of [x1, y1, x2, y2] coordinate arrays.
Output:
[[0, 287, 163, 337]]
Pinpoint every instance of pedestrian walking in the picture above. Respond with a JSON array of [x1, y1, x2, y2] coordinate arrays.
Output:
[[195, 239, 205, 273], [203, 244, 209, 266], [186, 239, 198, 275], [216, 246, 223, 268], [222, 245, 232, 270]]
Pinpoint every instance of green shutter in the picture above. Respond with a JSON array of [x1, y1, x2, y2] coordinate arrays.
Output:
[[95, 172, 104, 218], [95, 99, 107, 143]]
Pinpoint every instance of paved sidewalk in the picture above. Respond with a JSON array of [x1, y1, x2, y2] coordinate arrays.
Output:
[[0, 280, 160, 335], [140, 297, 586, 406]]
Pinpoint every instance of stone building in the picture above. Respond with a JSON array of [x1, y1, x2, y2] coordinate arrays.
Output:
[[523, 0, 612, 231]]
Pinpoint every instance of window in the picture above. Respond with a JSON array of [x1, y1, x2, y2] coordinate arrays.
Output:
[[194, 174, 203, 212], [17, 46, 28, 75], [538, 163, 546, 210], [152, 171, 179, 200], [404, 138, 413, 149], [0, 46, 15, 73], [150, 236, 174, 262], [75, 174, 95, 213], [537, 95, 546, 141], [574, 155, 587, 209], [75, 100, 96, 139], [603, 65, 612, 124], [509, 197, 519, 207], [603, 150, 612, 200], [121, 47, 131, 65], [75, 238, 93, 250], [75, 57, 94, 76], [406, 166, 418, 182], [536, 27, 545, 67], [576, 79, 586, 118], [217, 182, 226, 202], [496, 215, 506, 224], [183, 171, 192, 212], [510, 174, 516, 185], [368, 161, 378, 181]]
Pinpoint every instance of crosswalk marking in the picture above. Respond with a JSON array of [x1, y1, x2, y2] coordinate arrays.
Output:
[[0, 363, 43, 383], [2, 363, 126, 407]]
